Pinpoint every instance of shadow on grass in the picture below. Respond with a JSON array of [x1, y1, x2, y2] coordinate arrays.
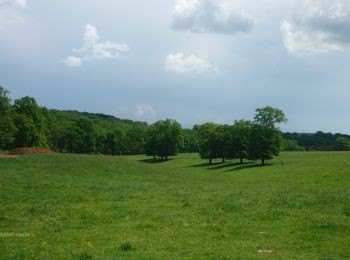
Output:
[[187, 160, 273, 172], [209, 162, 249, 170], [187, 162, 224, 168], [139, 158, 174, 164], [224, 163, 273, 172]]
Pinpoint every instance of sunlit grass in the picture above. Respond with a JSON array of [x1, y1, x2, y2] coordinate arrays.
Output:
[[0, 152, 349, 259]]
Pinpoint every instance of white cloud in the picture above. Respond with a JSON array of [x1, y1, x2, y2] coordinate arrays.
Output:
[[165, 53, 214, 74], [0, 0, 27, 30], [171, 0, 255, 35], [64, 56, 82, 68], [281, 0, 350, 56], [0, 0, 27, 8], [65, 24, 129, 67], [135, 104, 155, 119]]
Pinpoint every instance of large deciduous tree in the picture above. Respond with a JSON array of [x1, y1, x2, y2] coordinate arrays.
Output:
[[145, 119, 183, 160], [248, 106, 287, 165], [194, 123, 227, 164]]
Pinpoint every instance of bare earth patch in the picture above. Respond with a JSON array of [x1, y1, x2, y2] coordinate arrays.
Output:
[[5, 147, 52, 156]]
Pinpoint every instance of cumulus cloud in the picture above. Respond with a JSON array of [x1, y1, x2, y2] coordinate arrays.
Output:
[[64, 56, 82, 67], [165, 53, 214, 74], [0, 0, 27, 8], [135, 104, 155, 119], [171, 0, 255, 35], [281, 0, 350, 56], [65, 24, 129, 67]]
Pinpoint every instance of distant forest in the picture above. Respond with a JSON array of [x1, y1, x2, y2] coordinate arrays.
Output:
[[1, 86, 350, 155]]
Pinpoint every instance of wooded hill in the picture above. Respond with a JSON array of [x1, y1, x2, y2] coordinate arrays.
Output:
[[1, 86, 350, 155]]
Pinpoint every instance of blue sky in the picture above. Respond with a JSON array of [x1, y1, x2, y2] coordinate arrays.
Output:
[[1, 0, 350, 133]]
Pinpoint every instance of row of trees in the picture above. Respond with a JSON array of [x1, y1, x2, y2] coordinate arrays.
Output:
[[143, 107, 287, 165], [193, 107, 287, 165], [1, 86, 350, 164]]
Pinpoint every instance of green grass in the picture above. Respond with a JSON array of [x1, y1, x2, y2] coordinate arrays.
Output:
[[0, 152, 349, 259]]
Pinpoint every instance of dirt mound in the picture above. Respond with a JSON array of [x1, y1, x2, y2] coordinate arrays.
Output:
[[6, 147, 52, 155]]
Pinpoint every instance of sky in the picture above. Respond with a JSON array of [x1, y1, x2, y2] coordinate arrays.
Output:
[[1, 0, 350, 133]]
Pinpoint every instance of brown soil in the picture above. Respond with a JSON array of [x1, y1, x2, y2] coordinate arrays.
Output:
[[5, 147, 52, 155]]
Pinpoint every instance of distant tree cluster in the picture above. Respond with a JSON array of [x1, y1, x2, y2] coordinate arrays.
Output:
[[194, 107, 287, 165], [283, 132, 350, 151], [145, 119, 183, 160]]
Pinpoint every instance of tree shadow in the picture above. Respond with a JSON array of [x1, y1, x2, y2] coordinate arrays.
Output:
[[186, 162, 224, 168], [186, 160, 274, 172], [209, 162, 249, 170], [225, 163, 273, 172], [139, 158, 174, 164]]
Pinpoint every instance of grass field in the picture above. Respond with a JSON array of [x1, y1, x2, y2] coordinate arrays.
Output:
[[0, 152, 349, 259]]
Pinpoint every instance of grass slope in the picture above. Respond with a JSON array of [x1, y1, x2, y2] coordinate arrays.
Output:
[[0, 153, 349, 259]]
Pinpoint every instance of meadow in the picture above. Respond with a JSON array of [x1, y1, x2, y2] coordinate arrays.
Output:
[[0, 152, 349, 259]]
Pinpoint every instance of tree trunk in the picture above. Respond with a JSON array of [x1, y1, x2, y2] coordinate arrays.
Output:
[[262, 158, 265, 165], [165, 156, 168, 160], [240, 156, 243, 164], [153, 154, 156, 160], [209, 158, 212, 165], [222, 157, 225, 163]]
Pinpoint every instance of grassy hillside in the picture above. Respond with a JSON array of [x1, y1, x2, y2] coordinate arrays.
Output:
[[0, 153, 349, 259]]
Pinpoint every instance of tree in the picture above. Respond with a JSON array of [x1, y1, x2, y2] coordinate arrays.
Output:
[[215, 124, 231, 163], [0, 87, 16, 149], [145, 119, 183, 160], [248, 106, 287, 165], [13, 96, 48, 147], [228, 120, 252, 164], [335, 136, 350, 151], [194, 123, 225, 164], [102, 128, 126, 156]]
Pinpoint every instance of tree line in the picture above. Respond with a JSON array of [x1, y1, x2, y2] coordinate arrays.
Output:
[[1, 86, 350, 162]]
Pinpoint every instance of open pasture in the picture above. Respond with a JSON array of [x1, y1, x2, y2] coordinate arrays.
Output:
[[0, 152, 349, 259]]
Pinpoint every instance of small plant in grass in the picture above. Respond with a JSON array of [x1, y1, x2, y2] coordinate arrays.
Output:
[[119, 242, 132, 251]]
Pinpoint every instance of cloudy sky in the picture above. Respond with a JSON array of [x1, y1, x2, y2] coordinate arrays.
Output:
[[1, 0, 350, 133]]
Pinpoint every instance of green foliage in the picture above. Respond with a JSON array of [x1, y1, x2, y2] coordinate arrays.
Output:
[[102, 129, 126, 156], [0, 152, 349, 258], [194, 107, 287, 165], [62, 118, 100, 154], [254, 106, 288, 128], [247, 124, 283, 164], [249, 106, 288, 164], [194, 122, 219, 164], [282, 139, 305, 151], [283, 132, 350, 151], [145, 119, 183, 160], [13, 96, 48, 147], [0, 87, 16, 149], [45, 109, 147, 155], [228, 120, 252, 164], [335, 136, 350, 151], [180, 129, 198, 153]]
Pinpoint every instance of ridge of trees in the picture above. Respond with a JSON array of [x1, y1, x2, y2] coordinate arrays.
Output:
[[1, 87, 350, 163]]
